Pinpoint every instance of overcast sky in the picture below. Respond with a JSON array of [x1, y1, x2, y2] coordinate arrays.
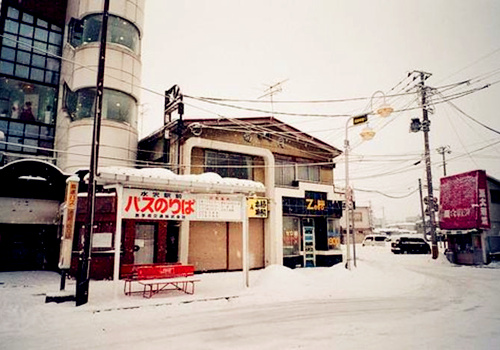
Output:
[[140, 0, 500, 223]]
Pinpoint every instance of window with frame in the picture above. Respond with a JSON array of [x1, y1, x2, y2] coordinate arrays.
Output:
[[205, 150, 253, 180], [0, 77, 56, 156], [0, 6, 62, 85], [65, 86, 137, 126], [69, 14, 140, 54], [275, 156, 321, 186], [283, 216, 301, 256]]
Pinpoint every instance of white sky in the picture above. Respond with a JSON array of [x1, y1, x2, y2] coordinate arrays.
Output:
[[139, 0, 500, 222]]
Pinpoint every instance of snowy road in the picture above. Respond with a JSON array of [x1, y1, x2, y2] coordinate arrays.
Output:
[[1, 248, 500, 349]]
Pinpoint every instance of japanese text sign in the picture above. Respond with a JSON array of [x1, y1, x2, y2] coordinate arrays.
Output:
[[247, 197, 268, 218], [122, 188, 243, 222], [439, 170, 491, 230]]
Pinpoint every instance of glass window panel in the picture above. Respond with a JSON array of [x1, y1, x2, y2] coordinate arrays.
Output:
[[1, 47, 16, 61], [7, 7, 20, 20], [103, 89, 137, 125], [37, 19, 49, 28], [25, 124, 39, 138], [297, 164, 308, 180], [17, 37, 32, 51], [77, 15, 139, 53], [32, 54, 46, 68], [20, 24, 34, 38], [24, 138, 38, 153], [34, 28, 48, 42], [3, 33, 18, 48], [83, 16, 102, 43], [275, 159, 295, 186], [15, 64, 29, 79], [47, 44, 60, 55], [0, 61, 15, 75], [30, 67, 44, 82], [48, 32, 62, 45], [0, 76, 57, 126], [7, 135, 22, 152], [9, 121, 24, 137], [75, 88, 96, 119], [108, 16, 139, 53], [46, 57, 59, 71], [22, 13, 34, 24], [39, 139, 54, 155], [44, 70, 58, 84], [0, 120, 5, 148], [51, 24, 62, 33], [283, 217, 300, 256], [0, 120, 8, 134], [5, 19, 19, 34], [40, 126, 54, 139], [16, 50, 31, 65], [33, 41, 47, 53]]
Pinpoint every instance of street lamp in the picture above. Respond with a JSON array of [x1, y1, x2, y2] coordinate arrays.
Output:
[[344, 91, 393, 270]]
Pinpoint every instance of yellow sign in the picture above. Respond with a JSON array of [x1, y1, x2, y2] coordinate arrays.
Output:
[[353, 114, 368, 125], [247, 197, 268, 218]]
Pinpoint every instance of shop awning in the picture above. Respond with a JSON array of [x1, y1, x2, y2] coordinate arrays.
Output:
[[92, 166, 266, 194]]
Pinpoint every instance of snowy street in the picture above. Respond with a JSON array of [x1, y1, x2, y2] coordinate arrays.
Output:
[[1, 246, 500, 349]]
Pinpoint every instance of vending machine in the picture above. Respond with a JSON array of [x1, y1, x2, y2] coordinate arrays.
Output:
[[303, 224, 315, 267]]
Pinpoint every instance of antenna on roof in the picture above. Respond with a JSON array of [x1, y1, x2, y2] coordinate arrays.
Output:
[[258, 79, 289, 117]]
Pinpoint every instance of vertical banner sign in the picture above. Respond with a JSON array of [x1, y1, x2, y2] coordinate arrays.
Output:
[[58, 176, 79, 269]]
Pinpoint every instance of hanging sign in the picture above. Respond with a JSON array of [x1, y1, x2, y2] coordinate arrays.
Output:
[[247, 197, 268, 218], [122, 188, 242, 222], [352, 114, 368, 125]]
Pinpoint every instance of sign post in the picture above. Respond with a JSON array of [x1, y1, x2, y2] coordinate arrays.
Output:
[[58, 175, 79, 290]]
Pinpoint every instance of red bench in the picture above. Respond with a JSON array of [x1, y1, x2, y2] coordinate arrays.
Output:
[[122, 263, 200, 298]]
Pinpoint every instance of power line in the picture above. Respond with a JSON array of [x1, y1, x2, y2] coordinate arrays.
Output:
[[354, 187, 419, 199]]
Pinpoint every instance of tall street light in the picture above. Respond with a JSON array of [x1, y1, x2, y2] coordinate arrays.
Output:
[[344, 91, 394, 270]]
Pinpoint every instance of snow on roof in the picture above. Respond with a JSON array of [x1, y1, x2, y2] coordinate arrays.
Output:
[[94, 166, 266, 194]]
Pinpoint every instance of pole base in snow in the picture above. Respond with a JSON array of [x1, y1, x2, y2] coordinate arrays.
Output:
[[45, 291, 76, 304], [432, 245, 439, 259]]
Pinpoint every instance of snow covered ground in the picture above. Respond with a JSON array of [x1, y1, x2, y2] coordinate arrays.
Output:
[[1, 245, 500, 349]]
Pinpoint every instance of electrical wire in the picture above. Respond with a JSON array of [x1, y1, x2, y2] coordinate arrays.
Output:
[[354, 187, 419, 199]]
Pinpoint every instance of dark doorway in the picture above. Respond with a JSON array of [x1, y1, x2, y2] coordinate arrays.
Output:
[[0, 224, 59, 271], [166, 222, 179, 263]]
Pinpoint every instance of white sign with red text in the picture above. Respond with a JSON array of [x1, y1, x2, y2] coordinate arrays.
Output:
[[122, 188, 242, 222]]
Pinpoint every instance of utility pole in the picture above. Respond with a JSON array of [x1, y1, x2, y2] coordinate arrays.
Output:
[[416, 70, 439, 259], [75, 0, 110, 306], [436, 145, 451, 177], [418, 178, 427, 239]]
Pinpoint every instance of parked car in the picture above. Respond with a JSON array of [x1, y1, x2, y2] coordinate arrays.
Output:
[[391, 236, 431, 254], [362, 235, 388, 247]]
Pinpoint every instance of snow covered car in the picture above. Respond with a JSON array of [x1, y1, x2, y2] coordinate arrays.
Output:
[[362, 235, 388, 247], [391, 236, 431, 254]]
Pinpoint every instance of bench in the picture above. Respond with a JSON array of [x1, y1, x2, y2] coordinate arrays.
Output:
[[122, 263, 200, 298]]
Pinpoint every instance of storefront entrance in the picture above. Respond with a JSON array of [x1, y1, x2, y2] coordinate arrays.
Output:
[[0, 224, 59, 271], [134, 223, 156, 264]]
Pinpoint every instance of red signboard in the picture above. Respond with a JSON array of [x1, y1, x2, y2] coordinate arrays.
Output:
[[439, 170, 491, 230]]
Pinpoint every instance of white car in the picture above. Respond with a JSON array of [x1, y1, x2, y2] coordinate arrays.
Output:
[[362, 235, 388, 247]]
